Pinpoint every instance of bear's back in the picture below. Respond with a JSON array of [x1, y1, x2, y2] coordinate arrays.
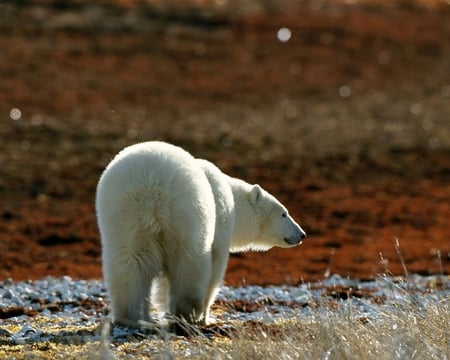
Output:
[[96, 141, 216, 248]]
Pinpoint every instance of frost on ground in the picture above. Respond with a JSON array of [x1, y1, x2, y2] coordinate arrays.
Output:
[[0, 275, 448, 359]]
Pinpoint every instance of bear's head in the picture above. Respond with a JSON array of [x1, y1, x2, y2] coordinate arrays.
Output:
[[249, 185, 306, 250], [231, 183, 306, 252]]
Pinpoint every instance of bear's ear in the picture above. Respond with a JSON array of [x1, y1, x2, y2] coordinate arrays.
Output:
[[250, 184, 262, 204]]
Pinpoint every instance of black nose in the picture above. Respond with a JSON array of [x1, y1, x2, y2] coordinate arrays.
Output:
[[300, 232, 306, 240]]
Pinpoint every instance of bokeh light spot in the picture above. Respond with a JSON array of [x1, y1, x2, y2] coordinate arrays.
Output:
[[10, 108, 22, 121], [277, 27, 292, 42], [338, 85, 351, 98]]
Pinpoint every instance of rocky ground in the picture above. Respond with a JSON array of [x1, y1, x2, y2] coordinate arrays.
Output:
[[0, 275, 448, 359], [0, 0, 449, 285]]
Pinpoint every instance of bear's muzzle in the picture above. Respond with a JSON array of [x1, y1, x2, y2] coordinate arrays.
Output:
[[284, 229, 306, 246]]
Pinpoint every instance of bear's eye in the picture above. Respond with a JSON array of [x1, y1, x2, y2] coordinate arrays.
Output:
[[281, 212, 287, 218]]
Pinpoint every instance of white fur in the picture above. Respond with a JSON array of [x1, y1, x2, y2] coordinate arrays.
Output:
[[96, 141, 306, 328]]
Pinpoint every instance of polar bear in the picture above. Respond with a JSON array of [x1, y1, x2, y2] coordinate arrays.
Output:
[[96, 141, 306, 329]]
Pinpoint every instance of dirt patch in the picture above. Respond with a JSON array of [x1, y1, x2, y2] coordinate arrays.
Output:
[[0, 0, 449, 285]]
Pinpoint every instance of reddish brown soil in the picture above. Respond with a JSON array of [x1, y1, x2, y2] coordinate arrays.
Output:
[[0, 1, 449, 286]]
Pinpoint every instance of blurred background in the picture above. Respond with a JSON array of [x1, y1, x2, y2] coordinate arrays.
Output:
[[0, 0, 449, 285]]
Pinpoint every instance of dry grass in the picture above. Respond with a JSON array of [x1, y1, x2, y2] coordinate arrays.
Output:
[[1, 276, 447, 359], [169, 284, 449, 360], [99, 283, 449, 359]]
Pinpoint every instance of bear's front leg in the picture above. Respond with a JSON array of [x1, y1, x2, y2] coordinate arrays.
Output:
[[204, 241, 231, 323]]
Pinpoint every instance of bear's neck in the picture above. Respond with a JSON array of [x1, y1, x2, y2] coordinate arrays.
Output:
[[228, 178, 267, 252]]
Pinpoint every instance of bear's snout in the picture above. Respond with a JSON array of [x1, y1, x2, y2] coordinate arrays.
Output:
[[283, 236, 302, 246], [284, 228, 306, 246]]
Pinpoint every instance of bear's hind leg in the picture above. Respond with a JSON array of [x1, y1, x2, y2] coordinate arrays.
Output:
[[166, 255, 211, 327], [107, 257, 156, 328]]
